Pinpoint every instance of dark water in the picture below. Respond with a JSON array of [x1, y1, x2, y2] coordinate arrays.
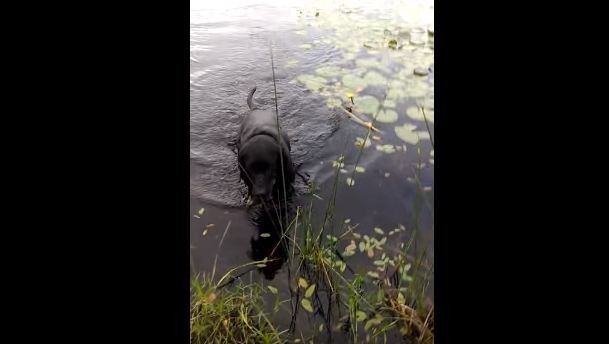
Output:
[[190, 0, 433, 339]]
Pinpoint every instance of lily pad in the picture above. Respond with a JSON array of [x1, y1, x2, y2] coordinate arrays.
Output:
[[355, 136, 372, 149], [373, 109, 398, 123], [394, 123, 421, 145], [353, 95, 380, 115], [363, 71, 387, 86], [383, 99, 396, 108], [407, 106, 434, 123], [342, 74, 366, 90], [315, 65, 341, 77], [376, 144, 396, 153], [296, 74, 327, 92]]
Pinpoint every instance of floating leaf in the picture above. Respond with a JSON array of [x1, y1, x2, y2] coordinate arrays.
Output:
[[344, 218, 351, 224], [367, 271, 380, 279], [198, 208, 205, 215], [340, 168, 348, 174], [363, 71, 387, 86], [193, 215, 200, 219], [384, 172, 390, 178], [260, 233, 271, 238], [342, 74, 366, 90], [299, 43, 312, 50], [416, 131, 431, 140], [395, 123, 421, 145], [388, 39, 398, 49], [315, 65, 341, 77], [374, 109, 398, 123], [353, 95, 380, 115], [267, 286, 278, 294], [296, 74, 327, 92], [376, 144, 396, 154], [206, 224, 215, 228], [298, 278, 309, 289], [359, 241, 366, 252], [356, 310, 367, 322], [373, 260, 385, 266], [342, 249, 355, 257], [305, 284, 316, 298], [383, 100, 396, 109], [326, 97, 342, 109], [355, 166, 366, 173], [355, 137, 372, 149], [353, 232, 361, 239], [202, 229, 208, 236], [373, 227, 384, 235], [424, 186, 432, 192], [367, 248, 375, 258], [319, 323, 324, 332], [301, 299, 314, 313], [346, 177, 355, 186]]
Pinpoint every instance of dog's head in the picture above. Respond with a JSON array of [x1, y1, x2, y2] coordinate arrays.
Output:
[[238, 135, 281, 204]]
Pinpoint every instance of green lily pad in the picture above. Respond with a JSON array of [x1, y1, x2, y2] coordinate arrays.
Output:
[[355, 136, 372, 149], [383, 99, 396, 108], [376, 144, 396, 153], [373, 109, 398, 123], [342, 74, 366, 90], [395, 123, 425, 145], [363, 71, 387, 86], [406, 106, 434, 123], [296, 74, 327, 92], [315, 65, 341, 77], [353, 95, 380, 115]]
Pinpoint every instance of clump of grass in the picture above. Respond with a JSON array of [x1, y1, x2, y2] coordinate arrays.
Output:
[[190, 273, 288, 344]]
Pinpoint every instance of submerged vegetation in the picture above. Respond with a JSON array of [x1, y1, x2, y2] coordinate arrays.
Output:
[[191, 1, 433, 343]]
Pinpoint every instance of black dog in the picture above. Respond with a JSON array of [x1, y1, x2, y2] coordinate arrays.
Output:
[[237, 87, 295, 206]]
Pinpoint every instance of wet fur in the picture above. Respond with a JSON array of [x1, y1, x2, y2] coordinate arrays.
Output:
[[237, 87, 295, 204]]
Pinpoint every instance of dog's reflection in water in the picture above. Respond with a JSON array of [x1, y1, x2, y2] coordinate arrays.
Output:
[[247, 200, 294, 280]]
